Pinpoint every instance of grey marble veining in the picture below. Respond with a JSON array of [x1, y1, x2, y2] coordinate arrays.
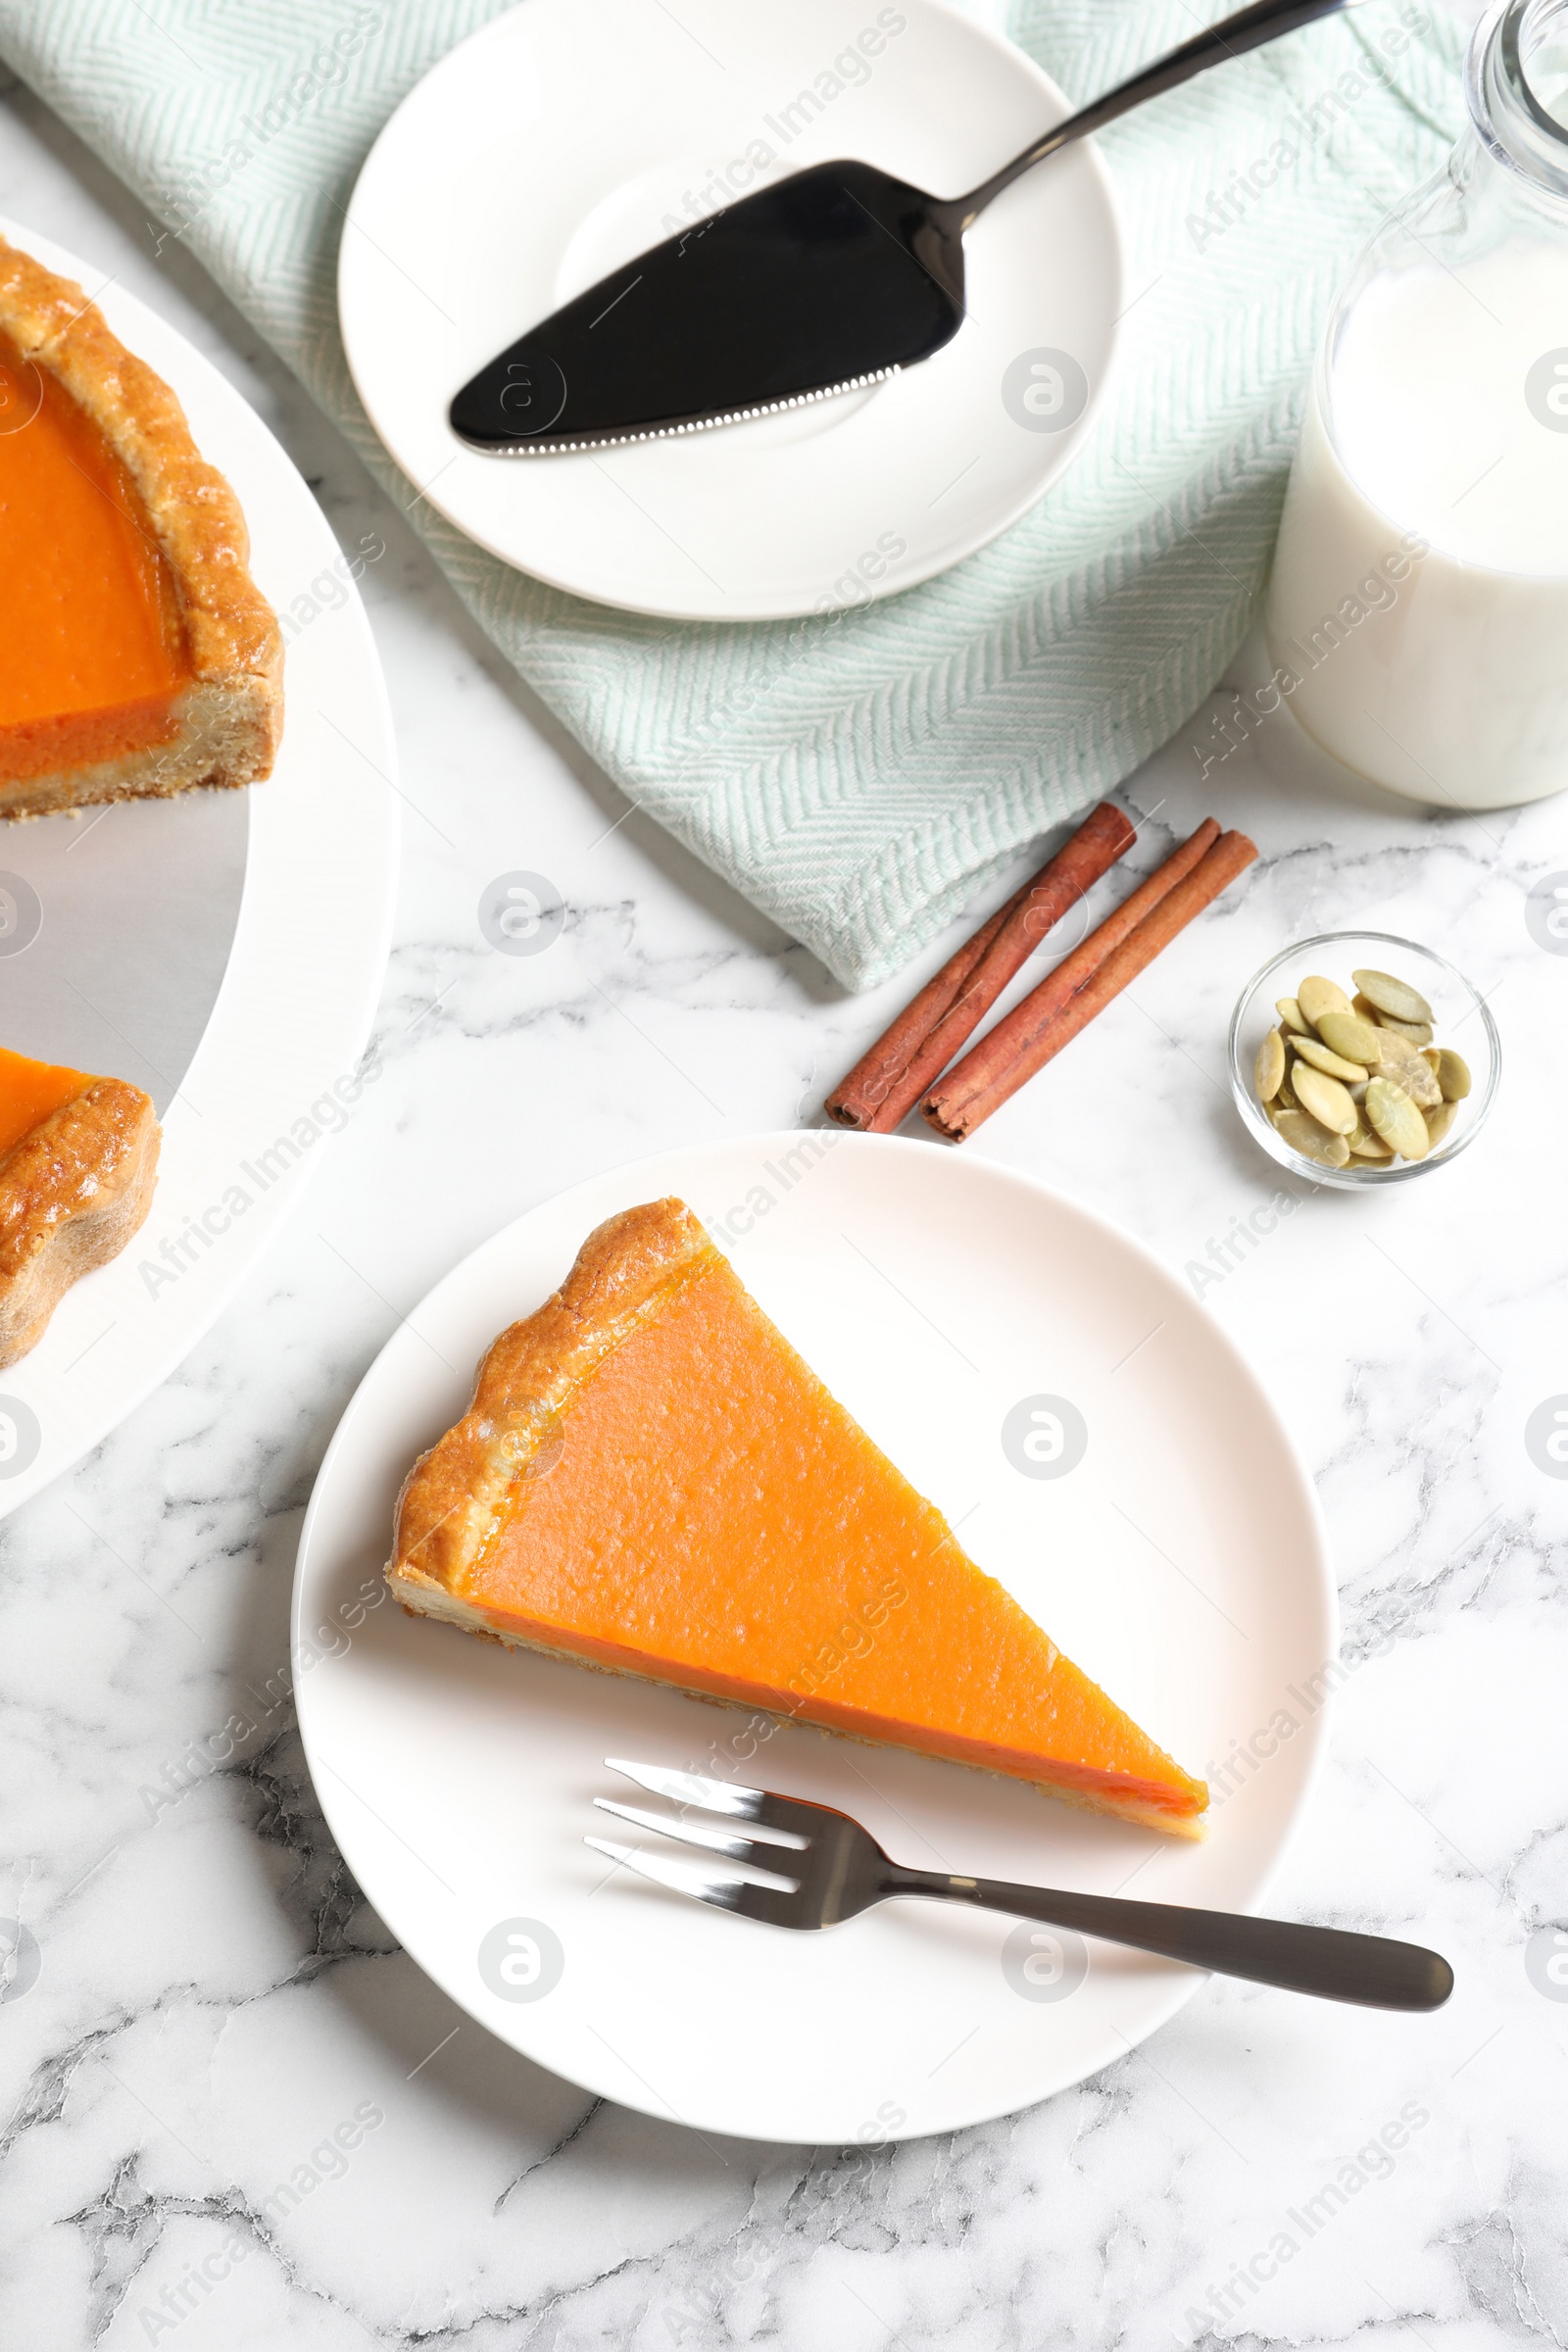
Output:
[[1, 46, 1565, 2352]]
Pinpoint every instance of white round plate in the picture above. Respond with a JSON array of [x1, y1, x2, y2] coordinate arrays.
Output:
[[294, 1134, 1334, 2144], [338, 0, 1122, 620], [0, 220, 398, 1516]]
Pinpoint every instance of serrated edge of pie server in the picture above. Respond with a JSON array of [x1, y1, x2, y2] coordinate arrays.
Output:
[[468, 366, 901, 457]]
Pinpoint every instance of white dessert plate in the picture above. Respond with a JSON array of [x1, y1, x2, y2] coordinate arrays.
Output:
[[337, 0, 1122, 621], [294, 1134, 1334, 2143], [0, 220, 398, 1516]]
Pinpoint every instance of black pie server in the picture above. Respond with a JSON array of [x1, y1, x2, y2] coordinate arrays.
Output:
[[450, 0, 1363, 456]]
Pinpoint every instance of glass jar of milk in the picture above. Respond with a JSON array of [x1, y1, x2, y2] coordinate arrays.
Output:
[[1265, 0, 1568, 808]]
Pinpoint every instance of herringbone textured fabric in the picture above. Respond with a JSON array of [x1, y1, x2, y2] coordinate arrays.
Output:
[[0, 0, 1462, 986]]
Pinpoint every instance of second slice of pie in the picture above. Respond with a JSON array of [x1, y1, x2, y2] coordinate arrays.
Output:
[[0, 1044, 160, 1366], [388, 1199, 1208, 1837]]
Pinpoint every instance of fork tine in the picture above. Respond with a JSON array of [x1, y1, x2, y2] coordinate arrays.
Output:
[[595, 1795, 752, 1856], [604, 1757, 765, 1817], [584, 1835, 748, 1911], [603, 1757, 830, 1838], [592, 1796, 808, 1853], [585, 1837, 807, 1930], [592, 1797, 803, 1877]]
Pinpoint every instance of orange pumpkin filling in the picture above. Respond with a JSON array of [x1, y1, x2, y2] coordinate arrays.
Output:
[[0, 327, 193, 785], [392, 1202, 1209, 1836], [0, 1044, 93, 1160]]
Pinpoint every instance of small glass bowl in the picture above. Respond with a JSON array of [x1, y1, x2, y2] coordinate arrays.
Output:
[[1228, 931, 1500, 1190]]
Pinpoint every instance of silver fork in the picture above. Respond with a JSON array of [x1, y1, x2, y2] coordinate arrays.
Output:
[[587, 1760, 1453, 2012]]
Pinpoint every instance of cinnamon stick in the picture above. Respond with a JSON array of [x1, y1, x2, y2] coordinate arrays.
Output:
[[825, 802, 1136, 1132], [923, 826, 1257, 1141], [920, 815, 1219, 1126], [824, 896, 1020, 1131]]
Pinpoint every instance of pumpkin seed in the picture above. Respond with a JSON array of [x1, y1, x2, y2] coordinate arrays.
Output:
[[1425, 1046, 1472, 1101], [1276, 996, 1309, 1034], [1424, 1100, 1458, 1149], [1351, 990, 1431, 1043], [1348, 1117, 1395, 1158], [1352, 967, 1433, 1025], [1372, 1035, 1442, 1105], [1365, 1076, 1430, 1158], [1272, 1108, 1351, 1166], [1298, 974, 1353, 1028], [1293, 1035, 1369, 1082], [1254, 1028, 1286, 1101], [1375, 1011, 1434, 1046], [1316, 1009, 1383, 1066], [1292, 1062, 1358, 1134]]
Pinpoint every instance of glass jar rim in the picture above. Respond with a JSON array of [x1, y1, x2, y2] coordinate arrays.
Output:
[[1468, 0, 1568, 202]]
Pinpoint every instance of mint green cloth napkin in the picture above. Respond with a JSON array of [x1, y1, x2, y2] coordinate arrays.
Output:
[[0, 0, 1462, 987]]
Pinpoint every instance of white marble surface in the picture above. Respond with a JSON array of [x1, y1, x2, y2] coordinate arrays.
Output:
[[3, 51, 1567, 2352]]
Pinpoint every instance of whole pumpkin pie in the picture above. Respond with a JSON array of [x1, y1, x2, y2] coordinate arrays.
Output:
[[0, 1045, 160, 1367], [388, 1200, 1208, 1837], [0, 232, 282, 819]]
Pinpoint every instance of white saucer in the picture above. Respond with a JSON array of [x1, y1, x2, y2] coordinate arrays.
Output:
[[293, 1135, 1334, 2143], [338, 0, 1122, 620], [0, 220, 398, 1515]]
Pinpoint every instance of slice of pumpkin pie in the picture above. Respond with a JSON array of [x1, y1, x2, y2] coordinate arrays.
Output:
[[0, 1046, 160, 1367], [388, 1199, 1208, 1837], [0, 231, 282, 819]]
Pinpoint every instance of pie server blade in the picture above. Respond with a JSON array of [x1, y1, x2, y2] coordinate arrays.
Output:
[[447, 161, 966, 458]]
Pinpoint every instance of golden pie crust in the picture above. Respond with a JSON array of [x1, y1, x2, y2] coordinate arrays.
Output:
[[0, 1078, 160, 1367], [393, 1200, 714, 1600], [0, 232, 283, 819]]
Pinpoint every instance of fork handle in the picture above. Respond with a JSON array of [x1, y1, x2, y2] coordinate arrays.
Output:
[[886, 1871, 1452, 2011]]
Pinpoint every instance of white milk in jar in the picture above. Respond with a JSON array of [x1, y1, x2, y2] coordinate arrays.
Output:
[[1264, 0, 1568, 807]]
